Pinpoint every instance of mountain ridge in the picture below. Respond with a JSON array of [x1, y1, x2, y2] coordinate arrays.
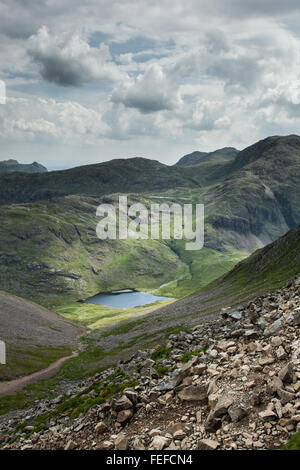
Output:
[[0, 159, 47, 174], [175, 147, 239, 167], [1, 135, 300, 305]]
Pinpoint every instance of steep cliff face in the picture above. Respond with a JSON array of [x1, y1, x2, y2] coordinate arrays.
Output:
[[228, 135, 300, 229]]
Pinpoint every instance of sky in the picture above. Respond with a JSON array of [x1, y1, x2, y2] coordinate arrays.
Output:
[[1, 1, 300, 170]]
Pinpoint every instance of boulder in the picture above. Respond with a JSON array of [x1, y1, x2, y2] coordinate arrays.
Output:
[[228, 405, 247, 422], [213, 395, 234, 418], [278, 363, 294, 383], [197, 439, 219, 450], [95, 421, 108, 434], [151, 436, 169, 450], [111, 395, 133, 412], [178, 384, 208, 402], [132, 437, 145, 450], [155, 369, 185, 392], [116, 409, 133, 423], [64, 440, 76, 451], [264, 318, 283, 337], [102, 441, 114, 450], [204, 412, 222, 432], [115, 434, 129, 450], [267, 376, 283, 395], [277, 389, 295, 404], [258, 410, 277, 421]]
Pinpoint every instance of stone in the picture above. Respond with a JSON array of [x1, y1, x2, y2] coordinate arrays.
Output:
[[259, 410, 277, 421], [228, 405, 247, 423], [181, 356, 198, 375], [132, 437, 145, 450], [111, 395, 133, 412], [277, 389, 295, 404], [166, 422, 184, 435], [259, 357, 275, 366], [149, 428, 162, 437], [264, 318, 283, 337], [244, 330, 258, 339], [173, 429, 186, 440], [178, 384, 208, 402], [271, 336, 282, 347], [278, 363, 294, 383], [267, 376, 284, 395], [292, 311, 300, 326], [123, 390, 139, 404], [155, 369, 185, 392], [229, 311, 242, 320], [250, 393, 262, 406], [194, 364, 207, 375], [151, 436, 169, 450], [95, 421, 108, 434], [276, 346, 287, 360], [196, 411, 202, 424], [208, 349, 218, 358], [198, 439, 219, 450], [64, 440, 76, 451], [205, 412, 222, 433], [115, 434, 129, 450], [116, 409, 133, 423], [102, 441, 114, 450], [213, 395, 234, 418]]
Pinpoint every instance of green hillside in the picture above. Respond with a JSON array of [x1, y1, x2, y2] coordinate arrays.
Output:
[[1, 135, 300, 307]]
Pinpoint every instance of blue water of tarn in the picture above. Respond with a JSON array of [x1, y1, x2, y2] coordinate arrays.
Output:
[[84, 291, 170, 308]]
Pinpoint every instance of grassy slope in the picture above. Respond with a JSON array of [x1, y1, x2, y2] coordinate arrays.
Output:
[[56, 298, 174, 329], [0, 195, 186, 307], [0, 290, 82, 381]]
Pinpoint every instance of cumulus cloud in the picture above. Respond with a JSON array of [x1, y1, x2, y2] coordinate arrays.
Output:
[[111, 64, 180, 113], [28, 26, 126, 87], [2, 0, 300, 164], [0, 97, 110, 143]]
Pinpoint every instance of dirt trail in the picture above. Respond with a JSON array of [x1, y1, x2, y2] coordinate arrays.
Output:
[[0, 331, 87, 398]]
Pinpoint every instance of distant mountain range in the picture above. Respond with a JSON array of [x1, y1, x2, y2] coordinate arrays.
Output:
[[0, 135, 300, 307], [0, 159, 47, 174]]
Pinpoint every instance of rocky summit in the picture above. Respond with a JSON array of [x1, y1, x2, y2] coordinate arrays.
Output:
[[1, 278, 299, 450]]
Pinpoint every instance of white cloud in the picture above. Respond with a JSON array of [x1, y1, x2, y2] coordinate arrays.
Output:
[[111, 64, 181, 113], [28, 26, 126, 87], [1, 1, 300, 165], [0, 97, 110, 143]]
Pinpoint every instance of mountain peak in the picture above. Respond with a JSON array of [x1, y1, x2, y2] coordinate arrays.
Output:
[[176, 147, 239, 167], [232, 134, 300, 171]]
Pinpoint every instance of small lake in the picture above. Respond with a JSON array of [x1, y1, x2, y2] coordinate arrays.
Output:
[[84, 291, 170, 309]]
